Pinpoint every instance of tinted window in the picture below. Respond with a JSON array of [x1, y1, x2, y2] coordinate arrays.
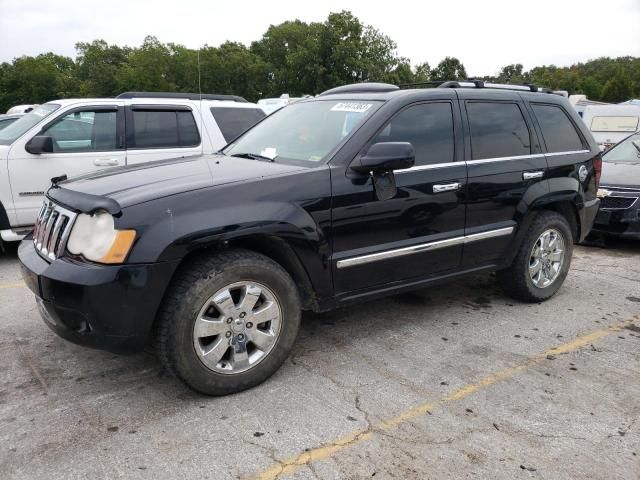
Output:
[[467, 102, 531, 159], [373, 102, 455, 166], [42, 110, 118, 152], [131, 109, 200, 148], [532, 104, 584, 152], [211, 107, 266, 142], [0, 118, 18, 130]]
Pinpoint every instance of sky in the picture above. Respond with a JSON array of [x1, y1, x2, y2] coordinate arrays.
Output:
[[1, 0, 639, 76]]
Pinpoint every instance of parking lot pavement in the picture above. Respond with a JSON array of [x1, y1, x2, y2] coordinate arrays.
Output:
[[0, 241, 639, 480]]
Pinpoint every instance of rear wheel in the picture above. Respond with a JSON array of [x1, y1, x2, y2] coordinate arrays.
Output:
[[497, 211, 573, 302], [155, 249, 301, 396]]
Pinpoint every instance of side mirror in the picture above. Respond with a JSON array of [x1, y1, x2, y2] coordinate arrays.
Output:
[[632, 140, 640, 154], [26, 135, 54, 154], [351, 142, 415, 173]]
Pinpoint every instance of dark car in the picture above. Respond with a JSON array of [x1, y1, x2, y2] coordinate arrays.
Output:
[[591, 132, 640, 239], [19, 81, 601, 395]]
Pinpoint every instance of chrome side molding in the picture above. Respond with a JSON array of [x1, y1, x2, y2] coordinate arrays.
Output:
[[336, 226, 514, 269]]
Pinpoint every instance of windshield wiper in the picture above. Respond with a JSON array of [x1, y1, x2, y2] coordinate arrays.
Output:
[[230, 152, 275, 162]]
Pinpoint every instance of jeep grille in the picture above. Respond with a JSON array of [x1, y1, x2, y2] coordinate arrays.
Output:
[[33, 199, 77, 261]]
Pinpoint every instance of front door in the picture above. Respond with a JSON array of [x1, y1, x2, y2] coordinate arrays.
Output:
[[8, 105, 125, 226], [331, 100, 467, 295]]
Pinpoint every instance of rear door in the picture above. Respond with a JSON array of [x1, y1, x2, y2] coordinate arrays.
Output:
[[8, 104, 125, 226], [460, 92, 546, 267], [124, 105, 203, 165]]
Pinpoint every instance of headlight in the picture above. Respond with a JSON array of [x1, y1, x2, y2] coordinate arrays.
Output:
[[67, 210, 136, 264]]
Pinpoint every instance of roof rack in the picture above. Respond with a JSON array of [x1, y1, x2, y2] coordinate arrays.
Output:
[[318, 83, 399, 96], [399, 80, 560, 95], [116, 92, 248, 103]]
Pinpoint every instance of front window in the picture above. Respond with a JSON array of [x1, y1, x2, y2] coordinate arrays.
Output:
[[603, 133, 640, 164], [590, 116, 639, 133], [0, 104, 60, 145], [224, 100, 381, 165]]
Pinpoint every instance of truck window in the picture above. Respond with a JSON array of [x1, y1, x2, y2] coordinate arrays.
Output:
[[210, 107, 266, 142], [466, 102, 531, 159], [42, 109, 118, 152], [531, 104, 585, 153], [130, 109, 200, 149], [372, 102, 455, 166]]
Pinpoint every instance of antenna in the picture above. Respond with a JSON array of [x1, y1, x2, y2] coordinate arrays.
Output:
[[197, 47, 204, 154]]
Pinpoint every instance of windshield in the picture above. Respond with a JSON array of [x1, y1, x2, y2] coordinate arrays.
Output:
[[0, 103, 60, 145], [224, 100, 381, 164], [603, 133, 640, 163]]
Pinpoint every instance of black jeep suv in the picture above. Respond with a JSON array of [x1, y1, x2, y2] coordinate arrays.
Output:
[[19, 81, 601, 395]]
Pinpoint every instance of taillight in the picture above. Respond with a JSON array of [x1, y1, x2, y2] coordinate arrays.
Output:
[[593, 156, 602, 190]]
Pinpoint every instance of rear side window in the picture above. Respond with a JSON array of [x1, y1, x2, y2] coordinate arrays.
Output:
[[531, 104, 585, 153], [130, 109, 200, 149], [373, 102, 455, 166], [210, 107, 266, 143], [466, 102, 531, 159]]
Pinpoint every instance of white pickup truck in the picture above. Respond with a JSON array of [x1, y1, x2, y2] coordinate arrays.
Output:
[[0, 92, 266, 242]]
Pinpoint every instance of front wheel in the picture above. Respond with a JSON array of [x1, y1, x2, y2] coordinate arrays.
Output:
[[497, 211, 573, 302], [155, 249, 301, 396]]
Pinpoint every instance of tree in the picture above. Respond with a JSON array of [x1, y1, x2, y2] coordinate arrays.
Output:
[[75, 40, 130, 97], [431, 57, 467, 81], [600, 68, 634, 103]]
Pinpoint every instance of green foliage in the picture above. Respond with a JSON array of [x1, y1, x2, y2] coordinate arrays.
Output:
[[0, 11, 638, 113]]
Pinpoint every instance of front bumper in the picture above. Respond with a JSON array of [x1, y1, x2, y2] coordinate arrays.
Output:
[[18, 239, 180, 353], [592, 206, 640, 240]]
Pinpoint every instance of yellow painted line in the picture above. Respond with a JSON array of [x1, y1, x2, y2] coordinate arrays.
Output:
[[0, 281, 25, 290], [254, 316, 639, 480]]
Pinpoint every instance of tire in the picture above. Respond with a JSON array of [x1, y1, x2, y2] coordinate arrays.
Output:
[[497, 211, 573, 303], [155, 249, 301, 396]]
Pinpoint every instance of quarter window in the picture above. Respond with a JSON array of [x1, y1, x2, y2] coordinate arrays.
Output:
[[373, 102, 455, 166], [130, 109, 200, 148], [531, 104, 585, 153], [42, 109, 118, 152], [466, 102, 531, 159], [210, 107, 267, 143]]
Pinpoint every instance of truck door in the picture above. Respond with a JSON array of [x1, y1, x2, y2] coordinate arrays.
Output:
[[8, 104, 125, 226]]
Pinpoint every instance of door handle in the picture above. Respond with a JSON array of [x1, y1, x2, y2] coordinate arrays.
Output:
[[433, 182, 461, 193], [93, 158, 120, 167], [523, 170, 544, 180]]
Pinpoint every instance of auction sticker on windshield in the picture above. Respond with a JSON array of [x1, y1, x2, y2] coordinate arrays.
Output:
[[330, 102, 373, 113]]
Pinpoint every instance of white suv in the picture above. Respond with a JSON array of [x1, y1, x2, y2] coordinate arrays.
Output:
[[0, 92, 266, 242]]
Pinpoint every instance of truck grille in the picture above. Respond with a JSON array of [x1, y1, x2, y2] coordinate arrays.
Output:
[[600, 196, 638, 210], [33, 199, 77, 260]]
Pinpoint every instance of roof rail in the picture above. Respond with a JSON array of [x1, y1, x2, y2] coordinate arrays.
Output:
[[318, 83, 399, 96], [399, 80, 560, 95], [116, 92, 248, 102]]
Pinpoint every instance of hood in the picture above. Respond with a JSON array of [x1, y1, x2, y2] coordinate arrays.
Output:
[[57, 154, 306, 208], [601, 160, 640, 188]]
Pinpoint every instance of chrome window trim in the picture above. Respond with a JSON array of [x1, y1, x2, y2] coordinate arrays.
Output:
[[393, 150, 592, 172], [336, 226, 514, 269], [466, 153, 545, 165], [545, 149, 591, 157]]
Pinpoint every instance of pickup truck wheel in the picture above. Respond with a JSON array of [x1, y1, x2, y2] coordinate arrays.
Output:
[[497, 211, 573, 303], [155, 249, 301, 396]]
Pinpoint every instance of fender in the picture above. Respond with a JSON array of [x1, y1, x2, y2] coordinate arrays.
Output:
[[501, 178, 584, 268], [118, 184, 333, 301]]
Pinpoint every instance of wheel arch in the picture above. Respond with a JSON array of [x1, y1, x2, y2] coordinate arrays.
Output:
[[0, 201, 11, 230]]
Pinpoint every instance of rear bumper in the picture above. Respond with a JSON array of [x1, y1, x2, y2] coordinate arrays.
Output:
[[578, 198, 600, 242], [18, 238, 179, 353]]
